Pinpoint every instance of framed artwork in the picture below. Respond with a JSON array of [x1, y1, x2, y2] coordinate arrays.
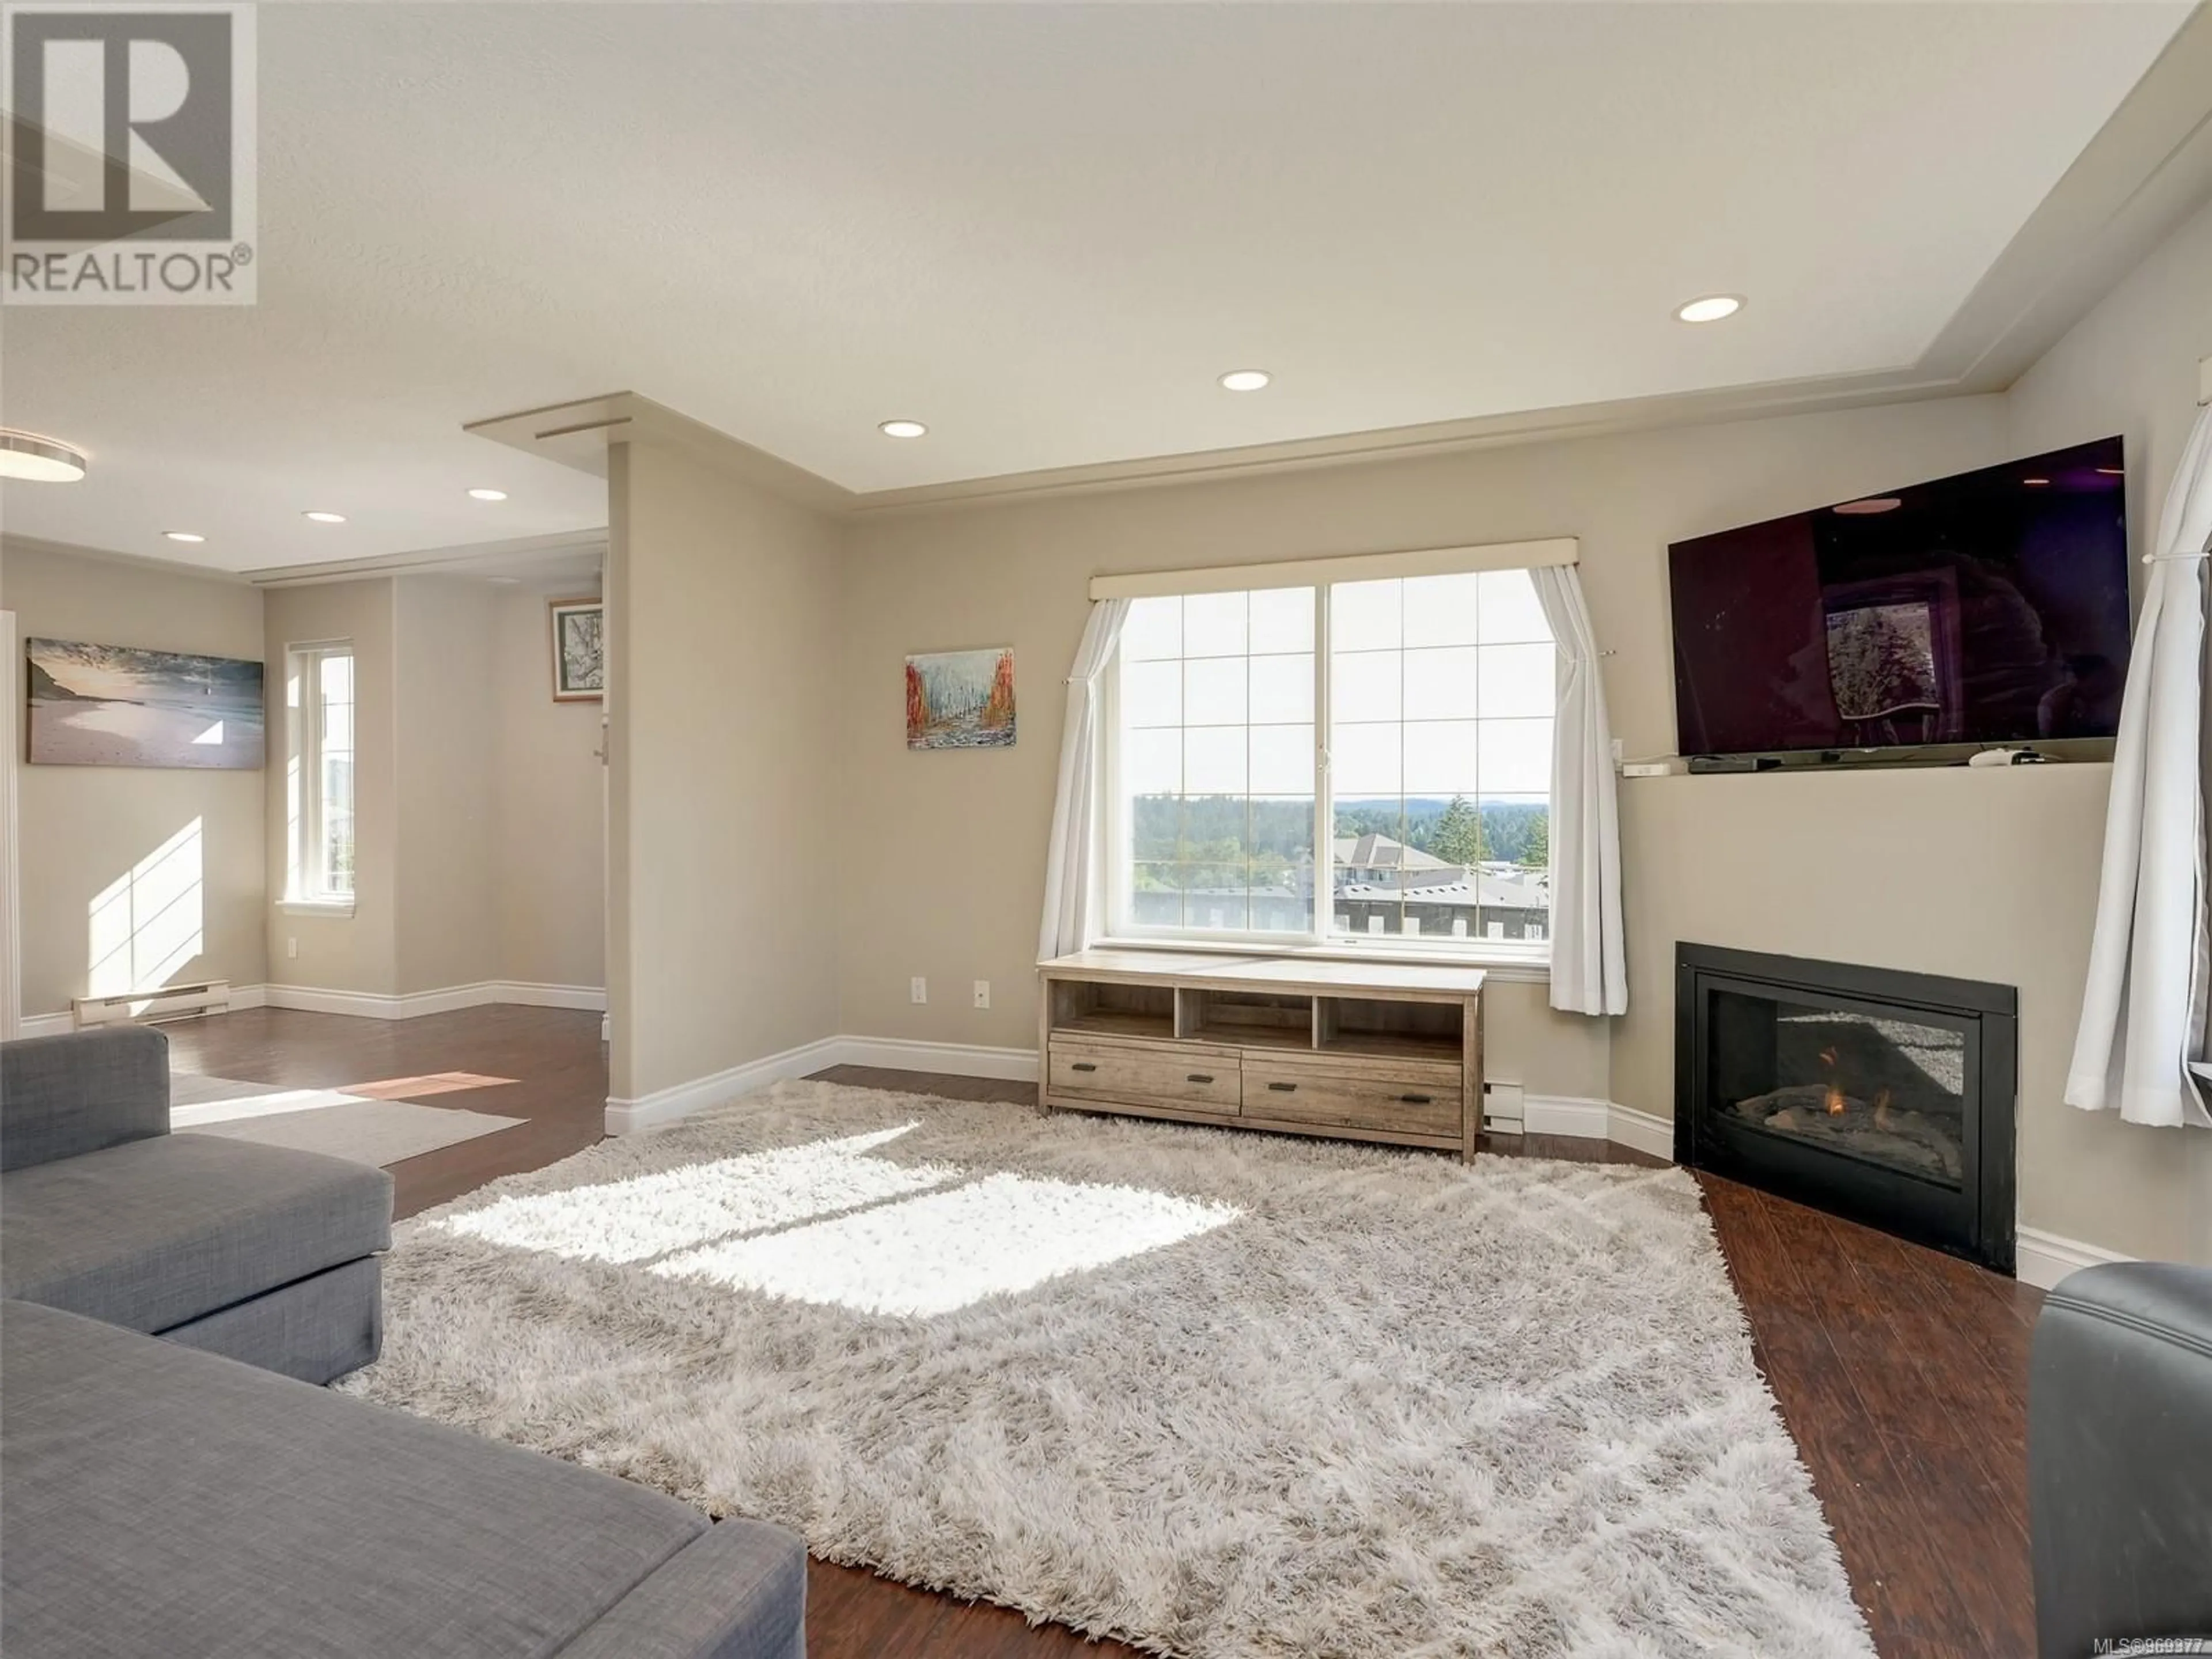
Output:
[[906, 647, 1015, 749], [549, 598, 604, 702], [26, 637, 265, 769]]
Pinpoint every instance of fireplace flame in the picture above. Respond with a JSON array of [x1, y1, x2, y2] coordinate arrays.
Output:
[[1819, 1046, 1839, 1069], [1824, 1085, 1847, 1116]]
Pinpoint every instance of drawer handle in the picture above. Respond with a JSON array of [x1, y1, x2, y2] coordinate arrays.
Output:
[[1186, 1073, 1215, 1084], [1400, 1093, 1434, 1105], [1267, 1081, 1297, 1093], [1070, 1062, 1098, 1073]]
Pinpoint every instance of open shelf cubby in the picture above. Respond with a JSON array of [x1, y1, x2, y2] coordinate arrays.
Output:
[[1316, 996, 1465, 1064], [1177, 987, 1315, 1051], [1048, 978, 1177, 1043]]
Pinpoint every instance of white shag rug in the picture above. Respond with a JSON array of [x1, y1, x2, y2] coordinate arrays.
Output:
[[347, 1080, 1873, 1659]]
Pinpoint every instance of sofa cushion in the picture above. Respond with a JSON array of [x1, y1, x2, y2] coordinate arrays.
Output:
[[1, 1300, 724, 1659], [0, 1133, 391, 1335]]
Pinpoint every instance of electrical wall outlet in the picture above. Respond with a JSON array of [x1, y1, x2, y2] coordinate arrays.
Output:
[[286, 937, 298, 960], [910, 976, 927, 1005], [973, 980, 991, 1009]]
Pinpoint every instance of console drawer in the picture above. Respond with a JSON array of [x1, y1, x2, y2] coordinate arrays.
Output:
[[1241, 1059, 1461, 1138], [1048, 1038, 1242, 1112]]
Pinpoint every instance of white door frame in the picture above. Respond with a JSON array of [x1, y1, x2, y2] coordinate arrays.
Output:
[[1, 608, 22, 1040]]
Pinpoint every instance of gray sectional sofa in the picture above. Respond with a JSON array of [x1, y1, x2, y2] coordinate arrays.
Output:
[[1, 1025, 389, 1382], [0, 1028, 808, 1659]]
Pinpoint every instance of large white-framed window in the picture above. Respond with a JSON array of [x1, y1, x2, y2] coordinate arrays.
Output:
[[1107, 569, 1555, 957], [284, 642, 355, 911]]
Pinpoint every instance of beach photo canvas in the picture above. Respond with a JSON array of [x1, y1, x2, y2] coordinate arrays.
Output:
[[27, 638, 266, 770], [906, 647, 1015, 749]]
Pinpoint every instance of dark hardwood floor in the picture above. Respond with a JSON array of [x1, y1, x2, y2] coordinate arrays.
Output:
[[166, 1010, 2037, 1659]]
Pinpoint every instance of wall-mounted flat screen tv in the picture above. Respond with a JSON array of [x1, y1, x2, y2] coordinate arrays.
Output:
[[1668, 437, 2131, 759]]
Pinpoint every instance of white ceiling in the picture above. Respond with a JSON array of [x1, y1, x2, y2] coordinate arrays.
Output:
[[0, 1, 2196, 574]]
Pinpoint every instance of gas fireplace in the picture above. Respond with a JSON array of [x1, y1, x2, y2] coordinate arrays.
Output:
[[1675, 944, 2016, 1273]]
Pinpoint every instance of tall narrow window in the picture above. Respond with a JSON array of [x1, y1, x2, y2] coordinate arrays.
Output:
[[1118, 589, 1316, 935], [286, 643, 355, 906]]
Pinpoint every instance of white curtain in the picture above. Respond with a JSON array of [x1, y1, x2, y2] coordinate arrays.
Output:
[[1038, 597, 1132, 962], [1531, 566, 1628, 1016], [2066, 403, 2212, 1129]]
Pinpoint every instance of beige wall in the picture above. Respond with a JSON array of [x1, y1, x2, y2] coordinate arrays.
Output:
[[393, 576, 502, 995], [608, 440, 840, 1101], [495, 585, 605, 990], [2001, 192, 2212, 1261], [263, 578, 400, 995], [832, 192, 2211, 1263], [837, 393, 2012, 1103], [2, 542, 268, 1016]]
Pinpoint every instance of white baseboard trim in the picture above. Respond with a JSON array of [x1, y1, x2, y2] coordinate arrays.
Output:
[[262, 980, 606, 1021], [605, 1035, 846, 1135], [1605, 1103, 1676, 1160], [832, 1036, 1040, 1083], [1524, 1094, 1677, 1160], [1524, 1094, 1609, 1138], [2016, 1225, 2137, 1291], [491, 981, 608, 1012]]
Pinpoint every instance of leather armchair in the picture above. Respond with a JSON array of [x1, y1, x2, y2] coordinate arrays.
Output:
[[2030, 1262, 2212, 1658]]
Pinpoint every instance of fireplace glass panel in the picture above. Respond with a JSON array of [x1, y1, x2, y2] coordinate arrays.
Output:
[[1708, 988, 1965, 1189]]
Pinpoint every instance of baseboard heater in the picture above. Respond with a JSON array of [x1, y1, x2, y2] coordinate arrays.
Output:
[[73, 980, 232, 1028]]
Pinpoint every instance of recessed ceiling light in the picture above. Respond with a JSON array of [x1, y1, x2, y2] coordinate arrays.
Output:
[[2096, 467, 2125, 476], [1673, 294, 1744, 324], [0, 429, 88, 482], [467, 487, 508, 501], [1834, 497, 1903, 516], [1219, 369, 1271, 392], [2022, 476, 2051, 487], [302, 510, 347, 524], [163, 531, 206, 544], [879, 419, 927, 439]]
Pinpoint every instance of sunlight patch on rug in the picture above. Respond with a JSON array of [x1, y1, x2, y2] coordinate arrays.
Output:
[[652, 1170, 1240, 1316], [435, 1123, 953, 1264]]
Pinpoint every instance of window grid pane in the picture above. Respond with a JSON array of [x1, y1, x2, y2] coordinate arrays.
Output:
[[1115, 573, 1552, 949], [1118, 592, 1316, 937], [1327, 571, 1554, 946]]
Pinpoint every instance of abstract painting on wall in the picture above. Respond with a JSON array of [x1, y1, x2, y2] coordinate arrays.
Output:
[[26, 638, 266, 770], [906, 647, 1015, 749], [549, 598, 605, 701]]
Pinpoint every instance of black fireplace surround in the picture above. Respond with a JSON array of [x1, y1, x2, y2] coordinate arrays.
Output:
[[1675, 944, 2017, 1274]]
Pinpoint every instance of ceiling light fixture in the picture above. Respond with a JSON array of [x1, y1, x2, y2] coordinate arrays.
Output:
[[1833, 497, 1903, 516], [2022, 477, 2051, 487], [163, 531, 206, 544], [467, 487, 508, 501], [879, 419, 927, 439], [1219, 370, 1271, 392], [2096, 467, 2125, 477], [1673, 294, 1744, 324], [302, 510, 346, 524], [0, 429, 88, 482]]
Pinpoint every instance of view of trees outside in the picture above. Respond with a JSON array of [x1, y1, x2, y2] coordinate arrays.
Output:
[[1120, 574, 1554, 941]]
